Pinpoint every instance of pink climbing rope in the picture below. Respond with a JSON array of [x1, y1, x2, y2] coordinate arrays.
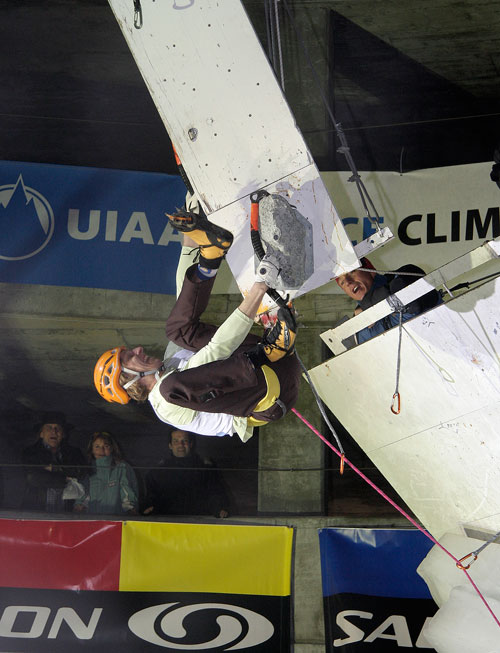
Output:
[[292, 407, 500, 628]]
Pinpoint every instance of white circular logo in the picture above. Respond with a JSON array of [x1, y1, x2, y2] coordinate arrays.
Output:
[[0, 175, 55, 260], [128, 602, 275, 650]]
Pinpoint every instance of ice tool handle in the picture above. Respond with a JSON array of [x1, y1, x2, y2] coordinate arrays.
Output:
[[250, 190, 289, 309]]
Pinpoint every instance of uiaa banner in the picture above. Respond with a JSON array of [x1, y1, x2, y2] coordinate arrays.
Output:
[[0, 519, 293, 652], [2, 160, 495, 295], [319, 528, 437, 651], [0, 160, 186, 294]]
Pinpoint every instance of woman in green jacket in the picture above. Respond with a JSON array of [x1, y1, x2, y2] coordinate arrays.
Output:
[[74, 431, 138, 515]]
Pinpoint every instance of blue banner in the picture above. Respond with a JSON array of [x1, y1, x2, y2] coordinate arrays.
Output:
[[319, 528, 437, 651], [0, 161, 186, 294]]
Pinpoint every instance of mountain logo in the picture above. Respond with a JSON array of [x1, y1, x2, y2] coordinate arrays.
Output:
[[0, 175, 55, 260]]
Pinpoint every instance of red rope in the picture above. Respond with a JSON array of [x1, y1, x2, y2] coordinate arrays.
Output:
[[291, 407, 500, 628]]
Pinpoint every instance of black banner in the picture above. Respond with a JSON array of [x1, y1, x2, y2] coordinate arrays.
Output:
[[0, 587, 290, 652], [325, 593, 437, 651]]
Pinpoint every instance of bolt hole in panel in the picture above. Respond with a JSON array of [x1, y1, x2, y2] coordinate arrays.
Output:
[[108, 0, 360, 308]]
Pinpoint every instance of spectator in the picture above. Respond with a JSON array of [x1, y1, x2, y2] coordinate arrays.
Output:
[[22, 411, 85, 512], [336, 257, 441, 345], [74, 431, 138, 515], [144, 429, 230, 518]]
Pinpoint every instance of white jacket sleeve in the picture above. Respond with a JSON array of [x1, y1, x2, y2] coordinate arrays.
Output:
[[183, 308, 254, 370]]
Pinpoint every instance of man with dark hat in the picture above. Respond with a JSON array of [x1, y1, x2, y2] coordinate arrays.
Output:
[[22, 411, 85, 512]]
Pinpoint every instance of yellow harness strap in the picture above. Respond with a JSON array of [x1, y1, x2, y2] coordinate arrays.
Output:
[[247, 365, 281, 427]]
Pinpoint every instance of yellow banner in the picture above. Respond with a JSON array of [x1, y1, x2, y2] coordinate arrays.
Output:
[[120, 521, 293, 596]]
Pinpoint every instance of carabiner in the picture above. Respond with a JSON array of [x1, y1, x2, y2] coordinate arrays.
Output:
[[133, 0, 143, 29], [340, 453, 345, 475], [456, 552, 478, 570], [390, 392, 401, 415]]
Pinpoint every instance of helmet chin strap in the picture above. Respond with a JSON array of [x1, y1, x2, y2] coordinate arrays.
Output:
[[122, 364, 165, 390]]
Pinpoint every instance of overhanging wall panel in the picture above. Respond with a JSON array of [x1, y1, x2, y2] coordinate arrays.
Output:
[[108, 0, 359, 308], [309, 278, 500, 538]]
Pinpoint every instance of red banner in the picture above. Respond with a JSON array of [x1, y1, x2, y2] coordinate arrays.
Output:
[[0, 519, 121, 590]]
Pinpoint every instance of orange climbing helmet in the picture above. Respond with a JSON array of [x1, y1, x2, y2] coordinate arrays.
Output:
[[94, 347, 130, 405]]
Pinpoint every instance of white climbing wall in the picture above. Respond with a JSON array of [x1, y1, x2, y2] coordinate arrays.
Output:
[[309, 240, 500, 539], [107, 0, 359, 311]]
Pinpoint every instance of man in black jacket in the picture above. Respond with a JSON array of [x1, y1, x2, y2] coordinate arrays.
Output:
[[22, 411, 85, 512], [143, 429, 230, 518]]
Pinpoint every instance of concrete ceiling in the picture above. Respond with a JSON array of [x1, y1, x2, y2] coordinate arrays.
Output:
[[0, 0, 499, 468], [2, 0, 499, 173]]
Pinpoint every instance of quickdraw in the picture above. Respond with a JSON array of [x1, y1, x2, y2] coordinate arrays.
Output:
[[133, 0, 143, 29]]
